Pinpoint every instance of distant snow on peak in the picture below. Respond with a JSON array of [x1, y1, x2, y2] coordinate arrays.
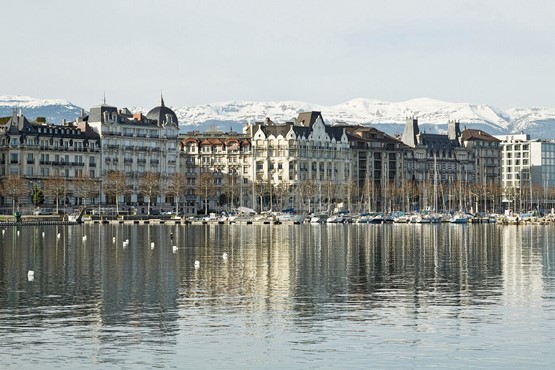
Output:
[[4, 95, 555, 139], [170, 97, 513, 131], [0, 95, 82, 123]]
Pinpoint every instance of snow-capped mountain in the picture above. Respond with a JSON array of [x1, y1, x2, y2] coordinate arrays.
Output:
[[3, 95, 555, 139], [0, 95, 83, 124], [161, 98, 515, 136]]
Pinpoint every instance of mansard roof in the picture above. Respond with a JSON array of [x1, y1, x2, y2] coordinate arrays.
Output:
[[324, 125, 346, 142], [259, 123, 293, 138], [146, 96, 178, 126], [461, 129, 501, 142], [2, 112, 33, 134], [1, 113, 100, 142], [88, 99, 178, 128], [345, 125, 404, 147], [296, 111, 324, 127], [418, 132, 460, 152]]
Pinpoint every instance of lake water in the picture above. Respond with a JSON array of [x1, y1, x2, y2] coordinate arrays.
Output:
[[0, 223, 554, 369]]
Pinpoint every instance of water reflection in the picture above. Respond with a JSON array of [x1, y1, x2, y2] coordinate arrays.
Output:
[[0, 223, 554, 368]]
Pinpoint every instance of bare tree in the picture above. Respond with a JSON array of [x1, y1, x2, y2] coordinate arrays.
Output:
[[167, 173, 187, 215], [221, 171, 240, 212], [199, 171, 216, 215], [138, 172, 161, 215], [1, 175, 26, 214], [75, 174, 99, 207], [274, 181, 290, 211], [43, 176, 66, 213], [321, 180, 339, 214], [104, 171, 127, 215], [298, 180, 317, 214]]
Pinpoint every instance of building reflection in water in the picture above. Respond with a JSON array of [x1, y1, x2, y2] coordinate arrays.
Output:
[[1, 223, 554, 340]]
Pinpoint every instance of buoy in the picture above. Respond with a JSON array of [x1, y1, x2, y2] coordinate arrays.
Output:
[[42, 232, 45, 237], [17, 230, 20, 236], [170, 232, 174, 239], [222, 253, 228, 259]]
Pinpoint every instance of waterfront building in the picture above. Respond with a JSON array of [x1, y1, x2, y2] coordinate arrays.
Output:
[[460, 129, 501, 186], [86, 97, 179, 211], [179, 130, 251, 215], [0, 111, 101, 210], [460, 129, 502, 212], [344, 125, 406, 212], [246, 112, 351, 213], [400, 118, 475, 211], [496, 133, 555, 210]]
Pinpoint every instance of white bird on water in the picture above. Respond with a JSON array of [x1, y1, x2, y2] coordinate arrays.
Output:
[[27, 270, 34, 281], [151, 242, 155, 250], [194, 260, 200, 269], [222, 253, 228, 260], [57, 233, 61, 239], [112, 236, 116, 243], [42, 231, 45, 238], [172, 245, 178, 253]]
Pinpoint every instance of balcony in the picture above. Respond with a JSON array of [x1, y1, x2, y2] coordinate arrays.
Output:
[[124, 158, 133, 164]]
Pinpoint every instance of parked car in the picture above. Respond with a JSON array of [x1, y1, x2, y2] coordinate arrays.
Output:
[[33, 208, 53, 215]]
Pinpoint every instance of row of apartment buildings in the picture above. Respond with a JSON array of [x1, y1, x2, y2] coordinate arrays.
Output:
[[0, 98, 552, 214]]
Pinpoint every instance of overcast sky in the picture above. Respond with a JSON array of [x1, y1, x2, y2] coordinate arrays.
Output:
[[3, 0, 555, 110]]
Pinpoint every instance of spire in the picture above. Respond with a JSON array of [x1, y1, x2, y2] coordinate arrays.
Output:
[[102, 91, 106, 105], [161, 92, 165, 107]]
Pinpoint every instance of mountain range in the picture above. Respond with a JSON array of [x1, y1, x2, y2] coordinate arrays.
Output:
[[3, 95, 555, 139]]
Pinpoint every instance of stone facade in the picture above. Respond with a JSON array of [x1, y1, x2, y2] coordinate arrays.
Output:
[[0, 111, 101, 210], [86, 99, 179, 209]]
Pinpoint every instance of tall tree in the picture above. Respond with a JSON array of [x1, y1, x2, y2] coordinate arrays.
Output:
[[221, 171, 240, 211], [43, 176, 66, 213], [104, 171, 127, 215], [166, 173, 187, 215], [198, 172, 216, 215], [1, 176, 26, 214], [138, 172, 161, 215], [298, 180, 317, 214], [75, 174, 99, 207]]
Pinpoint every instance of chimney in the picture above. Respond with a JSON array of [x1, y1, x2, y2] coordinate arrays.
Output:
[[401, 117, 419, 147], [448, 120, 461, 142]]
